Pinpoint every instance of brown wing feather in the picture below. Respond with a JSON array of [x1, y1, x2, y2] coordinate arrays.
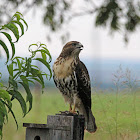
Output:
[[75, 60, 91, 118]]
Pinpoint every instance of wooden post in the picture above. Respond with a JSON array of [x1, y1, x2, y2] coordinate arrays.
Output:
[[23, 113, 85, 140]]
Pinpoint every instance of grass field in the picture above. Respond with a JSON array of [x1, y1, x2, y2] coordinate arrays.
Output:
[[3, 88, 140, 140]]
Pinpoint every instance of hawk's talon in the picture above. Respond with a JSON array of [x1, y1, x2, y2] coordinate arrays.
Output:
[[59, 111, 70, 114], [59, 110, 79, 115]]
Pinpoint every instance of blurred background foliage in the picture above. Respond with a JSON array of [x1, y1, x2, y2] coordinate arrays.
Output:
[[0, 12, 52, 139], [0, 0, 140, 43]]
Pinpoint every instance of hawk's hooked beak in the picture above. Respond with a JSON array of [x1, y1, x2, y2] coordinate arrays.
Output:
[[72, 42, 83, 56], [77, 43, 83, 51]]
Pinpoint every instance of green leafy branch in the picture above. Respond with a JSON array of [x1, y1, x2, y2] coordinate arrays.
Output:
[[6, 42, 52, 114], [0, 12, 28, 62], [0, 12, 52, 139]]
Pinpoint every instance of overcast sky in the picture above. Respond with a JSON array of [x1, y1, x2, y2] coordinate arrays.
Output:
[[1, 2, 140, 62]]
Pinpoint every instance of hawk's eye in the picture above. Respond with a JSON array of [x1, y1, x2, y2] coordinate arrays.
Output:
[[72, 43, 77, 46]]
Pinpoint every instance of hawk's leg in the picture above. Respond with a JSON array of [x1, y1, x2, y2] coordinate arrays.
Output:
[[69, 104, 72, 112], [69, 104, 77, 114], [71, 103, 76, 114]]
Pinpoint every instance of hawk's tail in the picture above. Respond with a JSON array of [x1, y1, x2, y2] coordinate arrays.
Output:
[[85, 108, 97, 133]]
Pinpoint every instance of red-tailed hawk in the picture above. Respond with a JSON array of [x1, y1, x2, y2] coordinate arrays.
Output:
[[53, 41, 97, 133]]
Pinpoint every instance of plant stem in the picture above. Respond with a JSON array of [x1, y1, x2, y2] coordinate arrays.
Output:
[[115, 86, 118, 140]]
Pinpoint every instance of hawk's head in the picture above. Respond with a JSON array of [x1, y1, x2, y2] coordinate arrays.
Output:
[[60, 41, 83, 58]]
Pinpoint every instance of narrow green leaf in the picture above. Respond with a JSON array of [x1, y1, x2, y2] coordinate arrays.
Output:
[[30, 68, 44, 89], [0, 128, 2, 138], [13, 71, 21, 79], [0, 40, 9, 62], [15, 12, 23, 17], [15, 57, 22, 70], [34, 58, 52, 79], [9, 77, 18, 91], [20, 75, 28, 85], [13, 69, 18, 71], [0, 89, 10, 102], [42, 46, 52, 62], [0, 130, 2, 140], [30, 67, 39, 76], [0, 113, 5, 127], [34, 49, 51, 62], [31, 65, 40, 69], [17, 59, 22, 70], [8, 90, 27, 117], [41, 51, 46, 60], [0, 32, 12, 41], [20, 18, 28, 31], [37, 74, 44, 88], [0, 32, 15, 59], [12, 14, 20, 21], [11, 20, 24, 36], [28, 44, 38, 51], [3, 23, 19, 42], [14, 56, 24, 60], [0, 100, 8, 121], [0, 99, 18, 130], [26, 58, 31, 77], [33, 44, 52, 62], [28, 77, 43, 85], [27, 79, 35, 84], [12, 12, 23, 21], [18, 82, 32, 113], [7, 63, 13, 77]]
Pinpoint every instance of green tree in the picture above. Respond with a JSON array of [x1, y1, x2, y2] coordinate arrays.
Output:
[[0, 12, 52, 139], [0, 0, 140, 42]]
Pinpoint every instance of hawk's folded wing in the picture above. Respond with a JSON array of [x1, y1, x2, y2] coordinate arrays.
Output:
[[75, 61, 91, 111]]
